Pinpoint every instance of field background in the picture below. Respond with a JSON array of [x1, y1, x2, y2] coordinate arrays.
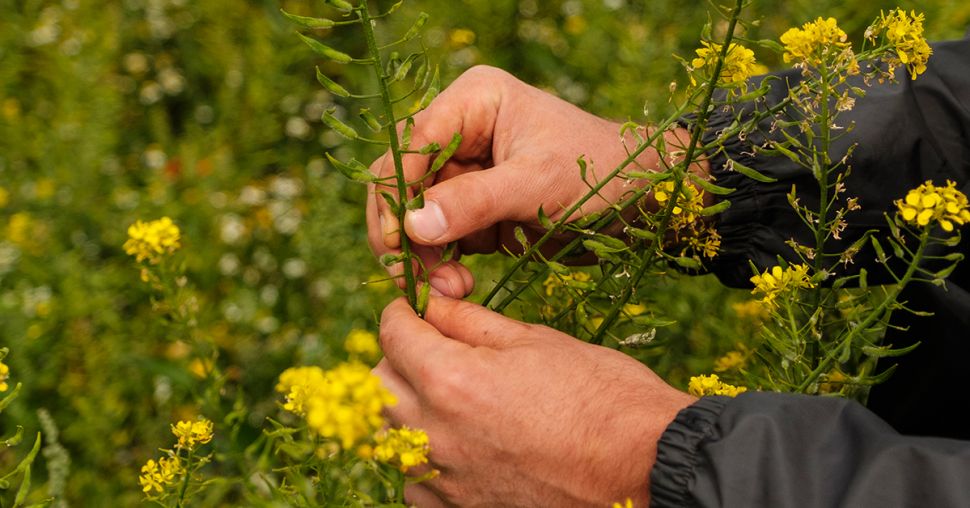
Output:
[[2, 0, 968, 504]]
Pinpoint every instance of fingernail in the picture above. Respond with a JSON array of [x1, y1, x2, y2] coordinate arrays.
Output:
[[406, 201, 448, 243], [430, 275, 456, 298]]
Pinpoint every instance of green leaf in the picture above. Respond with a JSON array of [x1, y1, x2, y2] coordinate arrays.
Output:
[[401, 117, 414, 150], [322, 108, 358, 140], [403, 12, 430, 41], [280, 9, 337, 29], [537, 206, 555, 230], [297, 33, 353, 63], [546, 261, 569, 274], [625, 226, 656, 241], [415, 67, 440, 110], [393, 54, 417, 82], [428, 133, 462, 174], [2, 425, 24, 447], [672, 256, 702, 270], [406, 193, 425, 210], [315, 67, 350, 97], [378, 190, 401, 215], [728, 159, 777, 183], [417, 142, 440, 154], [688, 173, 735, 195], [514, 226, 529, 250], [700, 200, 731, 216], [862, 341, 921, 359], [359, 108, 383, 132], [325, 153, 374, 183], [577, 155, 588, 181], [379, 253, 405, 266], [325, 0, 353, 12], [416, 282, 431, 317]]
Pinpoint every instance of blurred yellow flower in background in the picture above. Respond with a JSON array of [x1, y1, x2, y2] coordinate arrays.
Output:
[[124, 217, 182, 263]]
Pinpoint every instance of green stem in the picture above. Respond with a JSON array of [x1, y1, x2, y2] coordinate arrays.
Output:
[[358, 3, 419, 311], [808, 65, 833, 367], [588, 0, 746, 345], [795, 228, 930, 392], [176, 448, 194, 508]]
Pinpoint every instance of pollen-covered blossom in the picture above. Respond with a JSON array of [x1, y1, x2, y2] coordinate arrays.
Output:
[[688, 374, 747, 397], [749, 264, 815, 308], [373, 426, 431, 472], [138, 456, 183, 494], [691, 42, 758, 87], [896, 180, 970, 232], [0, 360, 9, 392], [780, 17, 849, 65], [344, 329, 381, 360], [653, 180, 705, 231], [124, 216, 181, 263], [171, 418, 214, 450], [873, 9, 932, 78], [277, 362, 397, 449]]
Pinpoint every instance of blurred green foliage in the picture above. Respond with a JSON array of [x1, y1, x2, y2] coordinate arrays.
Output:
[[0, 0, 967, 504]]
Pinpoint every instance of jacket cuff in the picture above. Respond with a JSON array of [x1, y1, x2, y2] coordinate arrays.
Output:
[[650, 396, 730, 507]]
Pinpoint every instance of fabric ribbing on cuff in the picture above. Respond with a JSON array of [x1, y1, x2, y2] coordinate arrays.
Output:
[[650, 396, 730, 508]]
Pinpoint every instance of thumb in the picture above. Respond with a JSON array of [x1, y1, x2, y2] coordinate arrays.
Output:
[[403, 161, 552, 245]]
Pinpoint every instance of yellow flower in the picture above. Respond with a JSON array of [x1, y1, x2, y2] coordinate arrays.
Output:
[[124, 217, 181, 263], [344, 329, 381, 360], [171, 418, 214, 450], [780, 17, 849, 64], [138, 456, 182, 494], [749, 264, 815, 308], [374, 426, 431, 472], [653, 180, 706, 231], [0, 186, 8, 208], [731, 300, 768, 322], [6, 212, 33, 247], [0, 360, 9, 392], [896, 180, 970, 232], [278, 362, 397, 449], [691, 42, 758, 87], [713, 350, 747, 372], [688, 374, 747, 397], [612, 499, 634, 508], [873, 9, 932, 78]]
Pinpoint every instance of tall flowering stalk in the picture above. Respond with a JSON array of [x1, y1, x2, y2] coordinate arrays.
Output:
[[285, 0, 460, 316]]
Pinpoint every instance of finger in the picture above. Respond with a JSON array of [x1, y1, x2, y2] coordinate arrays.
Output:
[[379, 297, 467, 389], [403, 159, 570, 246], [372, 359, 421, 427], [412, 246, 473, 298], [405, 483, 447, 508], [423, 296, 532, 349]]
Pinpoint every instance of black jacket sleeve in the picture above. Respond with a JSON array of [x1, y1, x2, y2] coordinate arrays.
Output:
[[650, 393, 970, 507], [701, 38, 970, 287], [651, 39, 970, 506]]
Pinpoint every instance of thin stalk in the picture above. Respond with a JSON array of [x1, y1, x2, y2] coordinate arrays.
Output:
[[358, 4, 419, 311], [589, 0, 746, 345], [807, 65, 834, 367], [795, 228, 930, 392]]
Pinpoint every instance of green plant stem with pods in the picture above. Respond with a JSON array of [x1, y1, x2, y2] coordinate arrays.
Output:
[[286, 0, 462, 317]]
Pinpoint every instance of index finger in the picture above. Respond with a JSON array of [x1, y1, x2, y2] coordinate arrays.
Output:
[[379, 297, 467, 389]]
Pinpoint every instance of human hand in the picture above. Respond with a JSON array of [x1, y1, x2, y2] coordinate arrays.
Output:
[[374, 296, 696, 507], [367, 65, 700, 298]]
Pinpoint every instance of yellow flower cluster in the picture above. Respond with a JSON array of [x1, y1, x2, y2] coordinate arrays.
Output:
[[612, 499, 634, 508], [344, 329, 381, 360], [896, 180, 969, 232], [373, 426, 431, 472], [124, 216, 181, 263], [874, 9, 931, 78], [0, 186, 8, 208], [654, 180, 705, 231], [691, 42, 759, 87], [138, 456, 183, 494], [749, 264, 815, 308], [780, 17, 849, 64], [171, 418, 214, 450], [276, 362, 397, 449], [713, 350, 747, 372], [688, 374, 747, 397], [0, 360, 9, 392]]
